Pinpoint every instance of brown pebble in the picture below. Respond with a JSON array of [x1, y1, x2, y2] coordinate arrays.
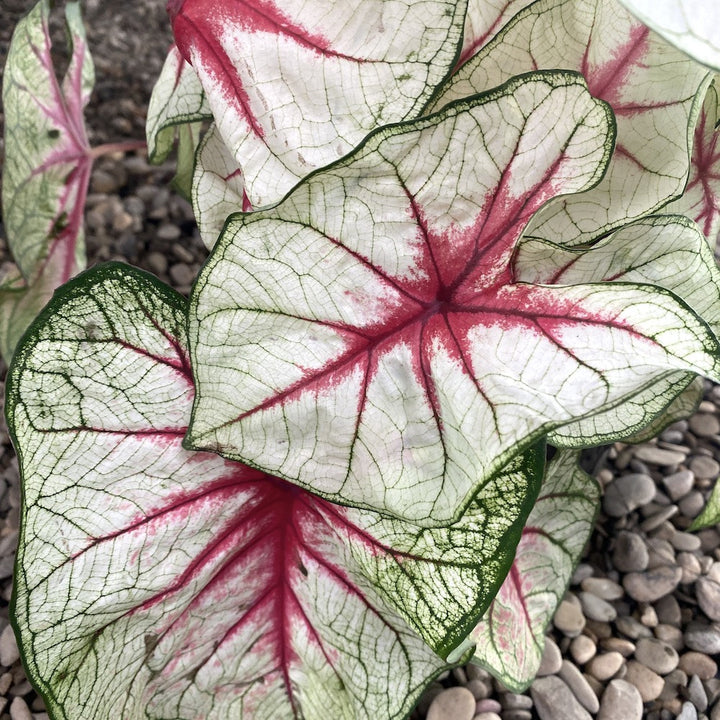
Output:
[[624, 660, 664, 701], [554, 599, 586, 638], [586, 651, 624, 681], [623, 565, 682, 603], [678, 651, 718, 679], [427, 687, 476, 720]]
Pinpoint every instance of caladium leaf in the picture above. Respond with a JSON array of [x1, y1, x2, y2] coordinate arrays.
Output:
[[430, 0, 711, 247], [167, 0, 467, 207], [516, 215, 720, 446], [188, 72, 720, 526], [469, 450, 599, 691], [7, 263, 545, 720], [667, 81, 720, 249], [193, 123, 249, 249], [146, 44, 211, 166], [620, 376, 703, 445], [690, 479, 720, 530], [460, 0, 536, 66], [1, 0, 92, 357], [618, 0, 720, 71]]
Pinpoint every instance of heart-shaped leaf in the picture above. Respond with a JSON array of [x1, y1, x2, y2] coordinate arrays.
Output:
[[618, 0, 720, 71], [1, 0, 92, 357], [516, 215, 720, 446], [667, 81, 720, 249], [188, 71, 720, 525], [168, 0, 467, 207], [7, 263, 544, 720], [146, 44, 211, 166], [469, 450, 599, 691], [430, 0, 711, 247]]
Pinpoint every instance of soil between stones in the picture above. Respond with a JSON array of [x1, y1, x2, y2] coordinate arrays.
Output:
[[1, 3, 720, 720]]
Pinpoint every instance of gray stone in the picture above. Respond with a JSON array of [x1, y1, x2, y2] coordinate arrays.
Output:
[[688, 674, 709, 712], [690, 454, 720, 479], [655, 594, 682, 626], [580, 577, 624, 601], [426, 687, 476, 720], [662, 469, 695, 501], [598, 679, 643, 720], [677, 700, 699, 720], [698, 577, 720, 621], [670, 532, 703, 552], [558, 660, 599, 713], [537, 636, 562, 676], [603, 473, 656, 517], [640, 505, 678, 532], [633, 445, 686, 466], [578, 591, 617, 622], [685, 622, 720, 654], [0, 624, 19, 667], [634, 637, 679, 675], [615, 615, 653, 640], [499, 693, 533, 710], [680, 490, 706, 518], [653, 623, 684, 651], [623, 565, 682, 602], [612, 532, 649, 573], [530, 676, 592, 720], [689, 413, 720, 437], [473, 713, 502, 720]]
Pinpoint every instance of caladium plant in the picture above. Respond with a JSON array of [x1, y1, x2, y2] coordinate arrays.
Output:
[[7, 1, 720, 719]]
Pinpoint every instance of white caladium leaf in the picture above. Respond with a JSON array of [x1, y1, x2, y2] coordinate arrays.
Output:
[[621, 376, 703, 445], [0, 0, 92, 357], [469, 450, 599, 691], [667, 81, 720, 249], [461, 0, 536, 66], [168, 0, 467, 207], [193, 123, 250, 249], [431, 0, 711, 247], [516, 215, 720, 446], [619, 0, 720, 71], [188, 72, 720, 526], [7, 263, 546, 720], [146, 44, 211, 165]]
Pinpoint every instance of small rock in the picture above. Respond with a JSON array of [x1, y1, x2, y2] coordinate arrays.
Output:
[[600, 637, 636, 656], [697, 577, 720, 621], [570, 635, 597, 665], [679, 490, 706, 518], [679, 651, 718, 679], [580, 577, 624, 601], [677, 552, 703, 584], [473, 713, 501, 720], [612, 532, 649, 573], [685, 622, 720, 654], [537, 636, 562, 676], [169, 262, 195, 288], [427, 687, 476, 720], [499, 693, 532, 710], [623, 565, 682, 602], [655, 594, 682, 626], [578, 591, 617, 622], [0, 625, 19, 667], [634, 637, 679, 675], [658, 668, 688, 702], [640, 505, 678, 532], [624, 660, 665, 702], [653, 623, 684, 651], [662, 470, 695, 501], [633, 445, 686, 466], [615, 615, 653, 640], [90, 169, 121, 194], [603, 473, 656, 517], [558, 660, 599, 713], [586, 651, 624, 681], [501, 712, 532, 720], [554, 599, 586, 638], [689, 413, 720, 437], [688, 674, 709, 712], [146, 251, 169, 276], [466, 679, 490, 700], [157, 223, 182, 242], [670, 532, 702, 553], [530, 676, 592, 720], [597, 679, 643, 720], [690, 455, 720, 479], [474, 698, 502, 714], [8, 697, 32, 720], [677, 700, 699, 720]]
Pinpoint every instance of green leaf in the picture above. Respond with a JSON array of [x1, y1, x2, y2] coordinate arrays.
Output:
[[7, 263, 544, 720], [469, 451, 599, 691]]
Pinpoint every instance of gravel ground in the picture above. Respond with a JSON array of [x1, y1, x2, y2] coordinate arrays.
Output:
[[1, 3, 720, 720]]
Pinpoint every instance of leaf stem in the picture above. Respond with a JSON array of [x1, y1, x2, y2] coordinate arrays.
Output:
[[89, 139, 146, 159]]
